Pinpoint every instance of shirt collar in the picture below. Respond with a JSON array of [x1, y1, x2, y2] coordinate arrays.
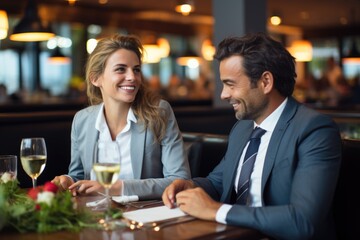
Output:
[[255, 97, 288, 133], [95, 103, 137, 133]]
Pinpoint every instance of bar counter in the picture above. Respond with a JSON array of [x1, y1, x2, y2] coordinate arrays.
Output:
[[0, 195, 267, 240]]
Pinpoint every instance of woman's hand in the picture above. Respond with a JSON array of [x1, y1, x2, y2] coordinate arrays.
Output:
[[69, 180, 104, 196], [68, 180, 122, 196], [51, 175, 74, 192]]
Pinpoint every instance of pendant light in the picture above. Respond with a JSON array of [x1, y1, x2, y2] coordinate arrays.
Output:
[[10, 0, 55, 42], [0, 10, 8, 40], [48, 47, 71, 64], [342, 9, 360, 64], [175, 0, 195, 16], [177, 39, 201, 68], [343, 38, 360, 64]]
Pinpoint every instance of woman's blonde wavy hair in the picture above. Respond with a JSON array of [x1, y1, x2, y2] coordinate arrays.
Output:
[[85, 34, 167, 142]]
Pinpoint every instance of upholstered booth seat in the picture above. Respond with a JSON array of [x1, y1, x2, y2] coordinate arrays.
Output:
[[182, 132, 228, 178]]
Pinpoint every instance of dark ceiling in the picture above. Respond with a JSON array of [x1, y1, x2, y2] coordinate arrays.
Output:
[[1, 0, 360, 37]]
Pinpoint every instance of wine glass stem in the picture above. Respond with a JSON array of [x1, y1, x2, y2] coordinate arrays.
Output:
[[105, 187, 110, 221], [32, 178, 37, 188]]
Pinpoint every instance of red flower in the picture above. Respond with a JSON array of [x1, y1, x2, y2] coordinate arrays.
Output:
[[43, 182, 58, 194], [35, 204, 41, 211], [28, 188, 40, 200]]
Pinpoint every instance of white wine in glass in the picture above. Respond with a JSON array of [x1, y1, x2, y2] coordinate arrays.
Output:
[[92, 141, 121, 230], [20, 138, 47, 188], [93, 163, 121, 188]]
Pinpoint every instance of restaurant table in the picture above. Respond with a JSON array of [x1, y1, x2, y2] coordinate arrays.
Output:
[[0, 195, 267, 240]]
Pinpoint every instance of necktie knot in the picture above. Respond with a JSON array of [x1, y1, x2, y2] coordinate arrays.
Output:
[[250, 127, 266, 139]]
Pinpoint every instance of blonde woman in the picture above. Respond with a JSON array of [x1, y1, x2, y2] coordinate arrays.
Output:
[[53, 34, 190, 199]]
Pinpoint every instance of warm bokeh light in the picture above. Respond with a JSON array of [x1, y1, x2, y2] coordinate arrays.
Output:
[[177, 56, 200, 68], [201, 39, 215, 61], [175, 1, 194, 16], [175, 4, 192, 16], [10, 32, 55, 42], [67, 0, 77, 6], [143, 44, 162, 63], [143, 37, 170, 63], [0, 10, 8, 40], [157, 38, 170, 58], [270, 15, 282, 26], [287, 40, 313, 62]]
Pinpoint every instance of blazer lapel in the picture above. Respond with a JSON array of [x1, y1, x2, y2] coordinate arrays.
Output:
[[222, 121, 253, 202], [130, 122, 146, 179], [84, 106, 100, 179], [261, 97, 299, 195]]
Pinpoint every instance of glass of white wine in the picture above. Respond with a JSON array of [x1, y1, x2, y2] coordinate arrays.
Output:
[[92, 141, 121, 230], [20, 138, 47, 188]]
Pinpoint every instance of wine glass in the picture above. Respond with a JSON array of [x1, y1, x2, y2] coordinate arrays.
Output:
[[20, 138, 47, 188], [92, 141, 121, 230], [0, 155, 17, 182]]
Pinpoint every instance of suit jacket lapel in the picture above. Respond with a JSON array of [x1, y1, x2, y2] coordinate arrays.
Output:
[[84, 106, 100, 179], [261, 97, 298, 196], [222, 121, 253, 202], [130, 122, 146, 179]]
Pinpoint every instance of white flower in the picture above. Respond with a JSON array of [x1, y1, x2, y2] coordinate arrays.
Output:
[[37, 191, 55, 206], [0, 172, 12, 183]]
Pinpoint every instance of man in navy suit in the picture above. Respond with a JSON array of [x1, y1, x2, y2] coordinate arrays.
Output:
[[163, 33, 341, 240]]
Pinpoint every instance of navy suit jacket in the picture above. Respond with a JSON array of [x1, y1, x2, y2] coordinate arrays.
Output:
[[193, 97, 341, 240]]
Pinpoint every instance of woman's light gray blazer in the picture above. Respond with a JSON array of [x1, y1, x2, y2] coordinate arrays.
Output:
[[68, 100, 191, 199]]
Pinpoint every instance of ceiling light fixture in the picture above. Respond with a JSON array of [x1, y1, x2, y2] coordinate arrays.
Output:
[[175, 0, 195, 16], [343, 38, 360, 64], [10, 0, 55, 42], [342, 10, 360, 64], [270, 15, 282, 26], [0, 10, 8, 40], [48, 46, 71, 64], [269, 12, 282, 26], [177, 40, 201, 68]]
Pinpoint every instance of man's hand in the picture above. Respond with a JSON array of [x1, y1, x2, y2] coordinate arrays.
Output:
[[176, 187, 222, 221], [162, 179, 195, 208]]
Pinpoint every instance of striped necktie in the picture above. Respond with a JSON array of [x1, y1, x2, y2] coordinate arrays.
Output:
[[236, 127, 266, 205]]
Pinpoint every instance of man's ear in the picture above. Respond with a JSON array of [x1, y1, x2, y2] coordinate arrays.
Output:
[[260, 71, 273, 94]]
